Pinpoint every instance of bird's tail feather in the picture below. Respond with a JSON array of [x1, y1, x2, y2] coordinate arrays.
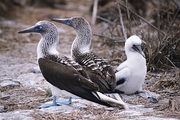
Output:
[[93, 92, 128, 109]]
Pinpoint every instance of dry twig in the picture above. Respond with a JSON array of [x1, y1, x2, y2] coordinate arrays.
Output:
[[116, 1, 127, 40], [115, 0, 166, 36], [125, 0, 132, 36]]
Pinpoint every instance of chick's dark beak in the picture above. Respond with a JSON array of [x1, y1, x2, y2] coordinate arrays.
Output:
[[132, 45, 145, 58]]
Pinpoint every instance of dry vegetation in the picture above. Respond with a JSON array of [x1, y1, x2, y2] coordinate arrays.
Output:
[[94, 0, 180, 72]]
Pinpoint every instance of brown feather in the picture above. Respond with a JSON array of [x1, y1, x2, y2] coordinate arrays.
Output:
[[74, 52, 116, 93]]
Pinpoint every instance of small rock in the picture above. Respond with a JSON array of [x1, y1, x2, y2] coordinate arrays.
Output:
[[0, 29, 3, 37], [139, 91, 159, 103], [0, 105, 5, 112], [0, 95, 10, 100], [149, 97, 158, 103], [0, 79, 20, 91], [32, 66, 41, 73], [0, 79, 20, 87]]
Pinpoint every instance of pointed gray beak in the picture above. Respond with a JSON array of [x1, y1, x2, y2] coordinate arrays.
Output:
[[52, 18, 74, 28], [18, 25, 42, 34], [132, 45, 145, 58]]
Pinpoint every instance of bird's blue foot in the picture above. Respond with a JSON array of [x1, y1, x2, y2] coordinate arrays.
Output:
[[56, 96, 72, 105], [39, 96, 72, 108]]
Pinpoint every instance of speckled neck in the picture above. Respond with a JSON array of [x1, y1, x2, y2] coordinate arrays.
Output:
[[37, 29, 59, 59], [71, 22, 92, 59]]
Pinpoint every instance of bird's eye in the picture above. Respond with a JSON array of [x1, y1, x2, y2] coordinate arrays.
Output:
[[67, 20, 71, 25], [39, 26, 43, 29]]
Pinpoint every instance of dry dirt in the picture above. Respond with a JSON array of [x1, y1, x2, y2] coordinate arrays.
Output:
[[0, 1, 180, 120]]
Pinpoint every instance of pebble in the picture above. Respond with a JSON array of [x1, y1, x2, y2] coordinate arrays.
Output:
[[0, 79, 20, 90], [32, 66, 41, 73], [0, 105, 5, 112], [0, 95, 10, 100], [0, 29, 2, 37]]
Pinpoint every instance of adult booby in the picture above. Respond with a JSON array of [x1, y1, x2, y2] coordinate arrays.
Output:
[[115, 35, 147, 94], [52, 17, 116, 93], [18, 21, 127, 109], [18, 21, 71, 108]]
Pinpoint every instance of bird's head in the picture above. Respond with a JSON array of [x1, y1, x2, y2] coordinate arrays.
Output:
[[18, 21, 57, 35], [125, 35, 145, 58], [52, 16, 90, 31]]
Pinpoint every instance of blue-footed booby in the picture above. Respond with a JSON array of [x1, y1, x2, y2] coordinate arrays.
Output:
[[52, 16, 116, 93], [115, 35, 147, 94], [18, 21, 127, 109], [18, 21, 71, 108]]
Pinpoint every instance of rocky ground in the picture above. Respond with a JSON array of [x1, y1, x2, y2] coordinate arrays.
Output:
[[0, 0, 180, 120]]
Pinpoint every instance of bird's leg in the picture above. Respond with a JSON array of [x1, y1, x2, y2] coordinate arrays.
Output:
[[52, 95, 58, 106], [39, 96, 72, 108], [56, 96, 72, 105]]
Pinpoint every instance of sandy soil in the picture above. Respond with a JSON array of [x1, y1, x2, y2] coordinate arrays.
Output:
[[0, 1, 180, 120]]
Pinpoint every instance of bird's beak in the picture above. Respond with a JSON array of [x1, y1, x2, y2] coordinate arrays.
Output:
[[52, 18, 74, 28], [132, 45, 145, 58], [18, 25, 40, 34]]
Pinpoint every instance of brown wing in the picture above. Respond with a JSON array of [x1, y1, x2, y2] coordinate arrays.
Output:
[[38, 57, 112, 106], [75, 52, 116, 93], [40, 55, 98, 90]]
